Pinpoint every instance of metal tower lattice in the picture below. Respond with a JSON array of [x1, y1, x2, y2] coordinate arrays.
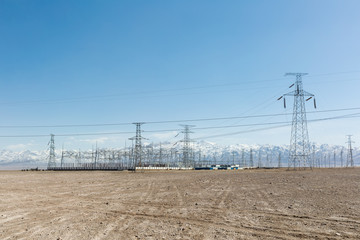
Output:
[[278, 152, 281, 168], [249, 148, 254, 167], [278, 73, 316, 169], [47, 134, 56, 169], [131, 122, 145, 169], [180, 125, 195, 168], [346, 135, 354, 167], [312, 145, 316, 168], [258, 151, 262, 168]]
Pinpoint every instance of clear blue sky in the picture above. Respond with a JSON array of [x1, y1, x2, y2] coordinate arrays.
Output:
[[0, 0, 360, 151]]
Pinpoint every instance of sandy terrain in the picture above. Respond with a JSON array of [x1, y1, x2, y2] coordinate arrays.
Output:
[[0, 168, 359, 240]]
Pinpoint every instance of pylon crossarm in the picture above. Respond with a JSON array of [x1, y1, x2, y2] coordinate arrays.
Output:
[[283, 91, 296, 96], [302, 91, 314, 97]]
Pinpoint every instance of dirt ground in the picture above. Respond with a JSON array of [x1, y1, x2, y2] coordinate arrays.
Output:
[[0, 168, 359, 240]]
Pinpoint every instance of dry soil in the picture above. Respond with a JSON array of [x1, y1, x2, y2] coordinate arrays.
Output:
[[0, 168, 360, 239]]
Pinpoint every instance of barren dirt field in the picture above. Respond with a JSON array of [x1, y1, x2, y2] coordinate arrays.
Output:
[[0, 168, 360, 240]]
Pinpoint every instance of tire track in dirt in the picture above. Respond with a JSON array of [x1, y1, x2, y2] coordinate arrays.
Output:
[[92, 215, 129, 240], [140, 181, 156, 203], [105, 209, 345, 240], [255, 187, 278, 210], [3, 191, 358, 239], [214, 179, 232, 208], [174, 185, 184, 207], [0, 212, 29, 226], [67, 194, 360, 234], [138, 181, 152, 202], [256, 210, 360, 233]]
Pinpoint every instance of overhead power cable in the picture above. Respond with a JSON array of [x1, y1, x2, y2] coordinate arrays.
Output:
[[0, 107, 359, 128], [193, 112, 360, 140], [0, 70, 359, 106], [0, 112, 358, 138]]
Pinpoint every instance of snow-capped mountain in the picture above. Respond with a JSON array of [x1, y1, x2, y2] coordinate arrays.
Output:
[[0, 150, 48, 169]]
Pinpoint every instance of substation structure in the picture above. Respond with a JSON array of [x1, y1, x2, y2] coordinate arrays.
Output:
[[48, 149, 132, 171], [47, 147, 194, 171], [46, 145, 287, 171], [46, 147, 214, 171], [47, 142, 202, 171]]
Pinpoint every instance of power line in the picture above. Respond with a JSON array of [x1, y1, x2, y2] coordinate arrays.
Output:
[[193, 113, 360, 140], [145, 107, 360, 124], [193, 113, 360, 130], [307, 70, 360, 78], [0, 107, 359, 129], [150, 112, 360, 132], [1, 71, 359, 106], [0, 132, 133, 138], [0, 112, 358, 139], [0, 76, 292, 106]]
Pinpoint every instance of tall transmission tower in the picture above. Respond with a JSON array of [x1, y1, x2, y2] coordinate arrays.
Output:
[[232, 151, 236, 166], [180, 125, 195, 168], [159, 142, 163, 165], [61, 144, 64, 168], [340, 148, 344, 167], [258, 151, 262, 168], [312, 145, 316, 168], [278, 73, 316, 169], [249, 148, 254, 167], [47, 134, 56, 169], [241, 149, 245, 167], [278, 152, 281, 168], [130, 122, 145, 170], [346, 135, 354, 167]]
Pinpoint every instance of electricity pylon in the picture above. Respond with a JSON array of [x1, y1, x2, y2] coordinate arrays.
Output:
[[278, 73, 316, 169], [278, 152, 281, 168], [131, 122, 146, 170], [249, 148, 254, 167], [180, 125, 195, 168], [47, 134, 56, 169], [258, 151, 262, 168], [241, 149, 245, 167], [340, 148, 344, 167], [346, 135, 354, 167]]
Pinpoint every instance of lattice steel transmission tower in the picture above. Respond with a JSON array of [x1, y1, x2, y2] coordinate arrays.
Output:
[[249, 148, 254, 167], [241, 149, 245, 167], [131, 122, 145, 170], [312, 145, 316, 168], [346, 135, 354, 167], [278, 152, 281, 168], [47, 134, 56, 169], [180, 125, 195, 168], [278, 73, 316, 169], [258, 151, 262, 168]]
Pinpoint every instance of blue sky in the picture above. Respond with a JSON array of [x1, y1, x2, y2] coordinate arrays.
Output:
[[0, 0, 360, 151]]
